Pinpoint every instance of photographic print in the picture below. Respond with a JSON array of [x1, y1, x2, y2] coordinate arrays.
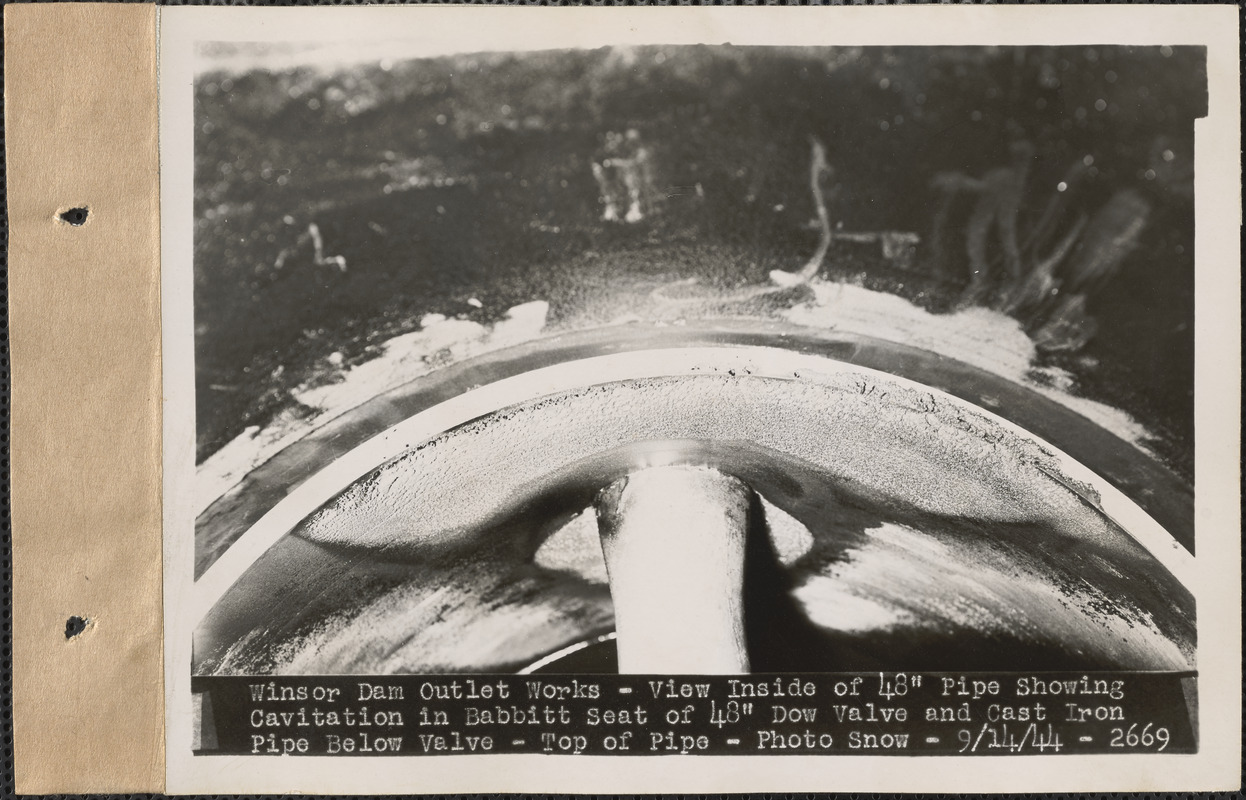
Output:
[[158, 6, 1240, 793]]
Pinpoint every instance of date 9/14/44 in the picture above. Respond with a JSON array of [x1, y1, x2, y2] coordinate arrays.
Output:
[[958, 722, 1171, 753]]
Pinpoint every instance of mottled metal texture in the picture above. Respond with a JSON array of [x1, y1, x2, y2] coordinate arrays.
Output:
[[196, 371, 1192, 677]]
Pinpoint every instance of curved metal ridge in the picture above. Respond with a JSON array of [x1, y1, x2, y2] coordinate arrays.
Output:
[[195, 322, 1193, 579], [193, 346, 1193, 638]]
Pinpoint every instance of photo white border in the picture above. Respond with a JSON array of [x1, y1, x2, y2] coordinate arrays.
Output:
[[160, 5, 1241, 793]]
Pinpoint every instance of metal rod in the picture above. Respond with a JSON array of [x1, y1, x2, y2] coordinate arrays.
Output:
[[595, 465, 751, 674]]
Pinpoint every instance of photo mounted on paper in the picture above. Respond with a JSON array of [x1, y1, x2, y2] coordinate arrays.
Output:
[[158, 5, 1240, 792]]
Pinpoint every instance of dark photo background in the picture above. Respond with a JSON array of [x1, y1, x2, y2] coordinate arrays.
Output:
[[192, 44, 1205, 477]]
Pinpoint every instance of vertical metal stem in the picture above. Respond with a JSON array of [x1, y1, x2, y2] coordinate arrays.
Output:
[[596, 465, 751, 674]]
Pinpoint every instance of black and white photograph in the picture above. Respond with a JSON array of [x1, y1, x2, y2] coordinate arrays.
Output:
[[157, 5, 1240, 793]]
